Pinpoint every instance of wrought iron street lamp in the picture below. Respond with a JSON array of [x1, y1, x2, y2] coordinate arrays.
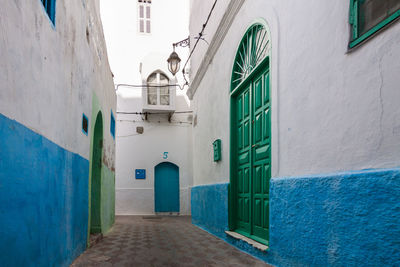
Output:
[[167, 36, 190, 76], [167, 50, 181, 76]]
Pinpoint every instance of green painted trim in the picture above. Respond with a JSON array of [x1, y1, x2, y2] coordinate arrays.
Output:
[[349, 2, 400, 48]]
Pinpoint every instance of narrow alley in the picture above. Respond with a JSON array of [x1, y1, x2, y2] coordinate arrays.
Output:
[[72, 216, 269, 267], [1, 0, 400, 266]]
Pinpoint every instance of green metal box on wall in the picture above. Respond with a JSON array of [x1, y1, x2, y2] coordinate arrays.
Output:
[[213, 139, 221, 162]]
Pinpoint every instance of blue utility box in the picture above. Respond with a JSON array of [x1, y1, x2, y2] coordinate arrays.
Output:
[[135, 169, 146, 179]]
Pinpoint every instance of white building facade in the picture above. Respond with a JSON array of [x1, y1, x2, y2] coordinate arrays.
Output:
[[101, 0, 193, 215], [0, 0, 116, 266], [188, 0, 400, 266]]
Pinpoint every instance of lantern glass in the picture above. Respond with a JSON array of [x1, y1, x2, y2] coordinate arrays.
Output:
[[167, 51, 181, 76]]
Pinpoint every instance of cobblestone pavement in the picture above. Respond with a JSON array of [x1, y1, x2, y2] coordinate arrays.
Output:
[[71, 216, 270, 267]]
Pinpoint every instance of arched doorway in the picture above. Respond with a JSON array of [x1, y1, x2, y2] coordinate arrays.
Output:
[[154, 162, 179, 213], [229, 23, 271, 245], [90, 112, 103, 233]]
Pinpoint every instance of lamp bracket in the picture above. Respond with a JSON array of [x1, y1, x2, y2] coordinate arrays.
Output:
[[173, 36, 190, 49]]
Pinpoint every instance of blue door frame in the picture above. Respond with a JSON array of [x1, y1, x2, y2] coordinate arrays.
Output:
[[154, 162, 180, 212]]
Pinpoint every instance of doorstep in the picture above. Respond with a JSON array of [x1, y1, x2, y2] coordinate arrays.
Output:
[[225, 231, 269, 252]]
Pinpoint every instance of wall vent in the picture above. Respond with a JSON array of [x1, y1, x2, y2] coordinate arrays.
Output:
[[136, 126, 144, 134]]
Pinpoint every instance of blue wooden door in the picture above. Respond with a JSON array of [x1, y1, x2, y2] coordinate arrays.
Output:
[[155, 162, 180, 212]]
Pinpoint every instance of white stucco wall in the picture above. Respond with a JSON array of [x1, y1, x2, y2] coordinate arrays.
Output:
[[189, 0, 230, 78], [115, 94, 193, 215], [101, 0, 192, 215], [101, 0, 189, 86], [189, 0, 400, 186], [0, 0, 116, 160]]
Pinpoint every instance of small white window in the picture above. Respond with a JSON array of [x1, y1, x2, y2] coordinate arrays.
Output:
[[147, 72, 170, 106], [138, 0, 151, 34]]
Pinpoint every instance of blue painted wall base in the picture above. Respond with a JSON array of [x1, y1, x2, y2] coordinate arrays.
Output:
[[0, 113, 89, 267], [191, 168, 400, 266], [191, 183, 228, 234]]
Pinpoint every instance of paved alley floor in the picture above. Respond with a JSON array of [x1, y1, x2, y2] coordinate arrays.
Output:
[[71, 216, 270, 267]]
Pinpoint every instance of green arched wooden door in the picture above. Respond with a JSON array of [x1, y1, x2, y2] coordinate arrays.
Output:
[[229, 23, 271, 245], [91, 112, 103, 234]]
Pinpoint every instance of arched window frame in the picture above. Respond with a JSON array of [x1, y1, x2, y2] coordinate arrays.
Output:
[[146, 71, 170, 106]]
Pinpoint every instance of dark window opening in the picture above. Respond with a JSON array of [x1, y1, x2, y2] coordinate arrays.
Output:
[[82, 114, 89, 135], [41, 0, 56, 25], [110, 112, 116, 139]]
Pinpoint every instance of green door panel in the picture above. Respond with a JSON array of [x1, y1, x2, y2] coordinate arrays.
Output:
[[264, 73, 270, 104], [254, 77, 263, 110], [235, 85, 252, 234], [231, 67, 270, 245], [252, 70, 270, 243], [238, 152, 250, 165], [254, 145, 270, 161]]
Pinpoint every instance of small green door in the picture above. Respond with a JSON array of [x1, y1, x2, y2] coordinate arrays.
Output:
[[230, 23, 271, 245]]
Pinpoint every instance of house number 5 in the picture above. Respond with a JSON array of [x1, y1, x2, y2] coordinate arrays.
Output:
[[163, 152, 168, 159]]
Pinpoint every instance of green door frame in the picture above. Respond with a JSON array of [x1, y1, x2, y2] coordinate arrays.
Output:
[[229, 22, 271, 246]]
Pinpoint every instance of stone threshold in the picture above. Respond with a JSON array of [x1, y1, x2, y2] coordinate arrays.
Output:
[[225, 231, 269, 252]]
